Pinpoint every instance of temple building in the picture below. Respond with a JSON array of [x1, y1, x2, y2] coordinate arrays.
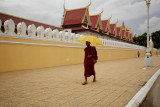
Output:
[[62, 1, 133, 43]]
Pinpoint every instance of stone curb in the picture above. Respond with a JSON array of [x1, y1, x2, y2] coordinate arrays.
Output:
[[125, 69, 160, 107]]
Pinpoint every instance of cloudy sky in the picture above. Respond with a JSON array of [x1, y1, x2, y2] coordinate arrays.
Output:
[[0, 0, 160, 36]]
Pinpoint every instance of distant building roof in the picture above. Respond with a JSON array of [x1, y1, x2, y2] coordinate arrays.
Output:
[[0, 12, 60, 29]]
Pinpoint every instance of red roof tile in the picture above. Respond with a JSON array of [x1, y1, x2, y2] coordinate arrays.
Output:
[[0, 12, 60, 29], [63, 8, 86, 26], [110, 24, 115, 34], [102, 20, 108, 32], [90, 15, 99, 29], [129, 33, 133, 41], [116, 27, 121, 37], [126, 31, 129, 39], [122, 30, 125, 38]]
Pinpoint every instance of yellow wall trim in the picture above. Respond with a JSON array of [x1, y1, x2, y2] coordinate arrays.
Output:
[[0, 40, 144, 51]]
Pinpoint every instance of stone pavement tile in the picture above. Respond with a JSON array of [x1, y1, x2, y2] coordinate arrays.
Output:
[[15, 100, 39, 107], [109, 91, 134, 107], [45, 95, 85, 106], [76, 102, 95, 107], [61, 97, 84, 106], [0, 97, 36, 107], [26, 92, 56, 101], [27, 101, 62, 107], [94, 92, 121, 106], [91, 104, 110, 107], [80, 91, 110, 104], [41, 96, 62, 103]]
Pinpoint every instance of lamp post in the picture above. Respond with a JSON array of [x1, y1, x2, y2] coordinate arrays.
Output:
[[144, 0, 152, 67]]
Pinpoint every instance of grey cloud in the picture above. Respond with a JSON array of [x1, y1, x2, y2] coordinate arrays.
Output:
[[0, 0, 159, 35]]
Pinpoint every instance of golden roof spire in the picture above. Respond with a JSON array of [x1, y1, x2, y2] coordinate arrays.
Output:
[[107, 14, 112, 21], [86, 0, 91, 8], [63, 0, 68, 11], [96, 8, 104, 16], [100, 8, 104, 14], [121, 21, 125, 30]]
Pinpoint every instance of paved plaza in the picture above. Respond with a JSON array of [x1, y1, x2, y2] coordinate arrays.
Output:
[[0, 56, 160, 107]]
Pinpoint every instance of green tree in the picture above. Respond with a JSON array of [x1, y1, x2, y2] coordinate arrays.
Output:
[[133, 30, 160, 49], [151, 30, 160, 49], [133, 33, 147, 47]]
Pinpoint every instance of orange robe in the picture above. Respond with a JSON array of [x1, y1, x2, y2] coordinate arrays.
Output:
[[84, 46, 98, 77]]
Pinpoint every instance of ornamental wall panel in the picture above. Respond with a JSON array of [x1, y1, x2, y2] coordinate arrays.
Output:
[[52, 29, 59, 41], [27, 24, 36, 37], [4, 19, 16, 36], [37, 26, 45, 38], [45, 28, 52, 39], [75, 34, 80, 43], [17, 22, 27, 37], [70, 33, 75, 43], [64, 32, 70, 42], [59, 31, 65, 41]]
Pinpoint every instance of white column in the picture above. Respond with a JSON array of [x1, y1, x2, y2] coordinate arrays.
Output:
[[144, 0, 152, 67]]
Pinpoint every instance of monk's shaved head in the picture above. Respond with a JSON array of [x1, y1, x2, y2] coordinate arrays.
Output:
[[86, 41, 90, 47]]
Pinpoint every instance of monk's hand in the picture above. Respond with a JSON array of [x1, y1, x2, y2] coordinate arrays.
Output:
[[87, 55, 92, 58]]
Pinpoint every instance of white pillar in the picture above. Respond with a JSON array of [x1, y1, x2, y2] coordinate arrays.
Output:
[[144, 0, 152, 67]]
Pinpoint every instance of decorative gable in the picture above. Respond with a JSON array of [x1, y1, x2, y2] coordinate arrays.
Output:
[[116, 27, 122, 38]]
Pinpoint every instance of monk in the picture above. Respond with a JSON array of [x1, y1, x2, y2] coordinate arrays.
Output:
[[82, 41, 98, 85]]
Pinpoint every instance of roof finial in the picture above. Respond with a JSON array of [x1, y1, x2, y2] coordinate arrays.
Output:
[[101, 8, 104, 14], [63, 0, 67, 11], [98, 8, 104, 16], [86, 0, 91, 8], [108, 14, 112, 20]]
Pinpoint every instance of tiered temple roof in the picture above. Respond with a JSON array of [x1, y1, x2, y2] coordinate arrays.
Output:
[[62, 1, 134, 43]]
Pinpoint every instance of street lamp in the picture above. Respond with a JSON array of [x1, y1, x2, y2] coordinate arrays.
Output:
[[144, 0, 152, 67]]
